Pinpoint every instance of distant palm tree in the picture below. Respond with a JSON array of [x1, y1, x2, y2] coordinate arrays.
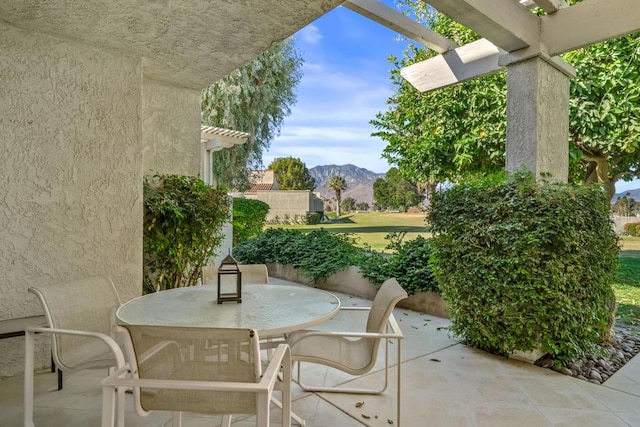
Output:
[[328, 175, 347, 217]]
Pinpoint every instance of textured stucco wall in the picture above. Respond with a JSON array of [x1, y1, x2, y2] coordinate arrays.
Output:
[[0, 23, 143, 376], [0, 0, 343, 89], [142, 78, 200, 176], [506, 57, 570, 182], [243, 191, 321, 220]]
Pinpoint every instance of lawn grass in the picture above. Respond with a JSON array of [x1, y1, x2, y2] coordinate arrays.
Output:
[[615, 237, 640, 326], [266, 212, 430, 251], [266, 214, 640, 327]]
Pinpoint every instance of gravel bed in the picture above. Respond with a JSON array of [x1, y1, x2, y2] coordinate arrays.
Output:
[[535, 326, 640, 384]]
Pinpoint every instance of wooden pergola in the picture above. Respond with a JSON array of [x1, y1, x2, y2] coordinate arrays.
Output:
[[343, 0, 640, 183]]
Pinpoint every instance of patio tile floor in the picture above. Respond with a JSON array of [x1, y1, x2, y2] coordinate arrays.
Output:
[[2, 278, 639, 426]]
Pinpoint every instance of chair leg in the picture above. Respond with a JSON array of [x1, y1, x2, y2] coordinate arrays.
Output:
[[282, 353, 292, 427], [57, 368, 63, 390], [101, 384, 117, 427], [24, 330, 35, 427], [396, 339, 402, 427], [256, 393, 270, 427], [172, 411, 182, 427], [116, 386, 126, 427], [220, 415, 232, 427]]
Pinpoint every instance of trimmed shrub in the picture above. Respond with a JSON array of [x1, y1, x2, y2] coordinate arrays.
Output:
[[358, 236, 438, 294], [429, 172, 619, 363], [233, 228, 361, 282], [232, 198, 269, 245], [144, 174, 231, 293], [307, 212, 323, 225], [624, 222, 640, 236]]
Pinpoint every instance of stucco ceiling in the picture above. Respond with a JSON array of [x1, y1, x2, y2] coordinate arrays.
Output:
[[0, 0, 344, 89]]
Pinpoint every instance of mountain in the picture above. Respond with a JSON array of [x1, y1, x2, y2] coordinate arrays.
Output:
[[309, 164, 385, 207], [613, 188, 640, 203]]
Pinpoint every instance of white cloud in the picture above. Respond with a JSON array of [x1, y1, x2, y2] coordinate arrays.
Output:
[[277, 125, 369, 141], [267, 122, 391, 173], [268, 61, 394, 173], [264, 10, 407, 175], [298, 24, 323, 45], [264, 140, 390, 173]]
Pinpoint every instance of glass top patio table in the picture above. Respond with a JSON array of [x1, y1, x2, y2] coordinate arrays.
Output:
[[116, 284, 341, 338]]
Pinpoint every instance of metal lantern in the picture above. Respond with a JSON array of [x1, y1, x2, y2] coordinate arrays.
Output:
[[217, 253, 242, 303]]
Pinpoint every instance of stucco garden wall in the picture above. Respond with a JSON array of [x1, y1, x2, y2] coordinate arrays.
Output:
[[142, 78, 201, 176], [245, 190, 322, 221], [267, 263, 449, 319], [0, 23, 143, 376]]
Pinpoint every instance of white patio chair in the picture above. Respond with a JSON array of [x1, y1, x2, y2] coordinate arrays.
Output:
[[24, 275, 126, 427], [101, 325, 291, 427], [239, 264, 269, 285], [286, 278, 407, 426]]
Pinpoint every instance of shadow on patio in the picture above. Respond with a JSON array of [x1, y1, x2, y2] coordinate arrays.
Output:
[[2, 278, 640, 426]]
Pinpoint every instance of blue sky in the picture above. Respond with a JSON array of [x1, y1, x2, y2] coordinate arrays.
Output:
[[263, 4, 412, 174], [263, 4, 640, 193]]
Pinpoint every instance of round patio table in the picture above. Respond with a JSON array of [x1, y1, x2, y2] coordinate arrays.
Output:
[[116, 284, 341, 338]]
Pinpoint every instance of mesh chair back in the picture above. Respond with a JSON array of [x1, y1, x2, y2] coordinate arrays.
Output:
[[29, 276, 121, 370], [366, 278, 408, 335], [123, 325, 262, 415], [356, 278, 407, 368], [239, 264, 269, 285]]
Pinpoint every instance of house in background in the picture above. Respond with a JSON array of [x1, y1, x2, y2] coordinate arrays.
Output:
[[236, 170, 324, 223], [248, 170, 280, 192]]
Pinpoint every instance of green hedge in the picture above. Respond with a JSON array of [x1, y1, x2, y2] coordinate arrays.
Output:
[[428, 172, 619, 362], [233, 228, 437, 294], [232, 198, 269, 245], [233, 228, 361, 282], [358, 236, 438, 294]]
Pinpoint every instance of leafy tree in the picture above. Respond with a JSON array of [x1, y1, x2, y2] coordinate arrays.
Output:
[[232, 198, 270, 245], [201, 38, 303, 190], [566, 33, 640, 201], [341, 197, 357, 213], [373, 168, 424, 211], [268, 156, 316, 190], [613, 195, 637, 217], [371, 11, 506, 187], [328, 175, 347, 217], [374, 2, 640, 203]]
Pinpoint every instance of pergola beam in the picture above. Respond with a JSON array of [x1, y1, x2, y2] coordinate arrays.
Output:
[[424, 0, 540, 52], [531, 0, 567, 14], [542, 0, 640, 56], [343, 0, 458, 53], [400, 38, 503, 92]]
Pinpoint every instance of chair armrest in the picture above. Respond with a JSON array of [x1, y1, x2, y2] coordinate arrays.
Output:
[[102, 365, 287, 394], [338, 307, 370, 312], [101, 344, 290, 393], [101, 376, 271, 393], [26, 326, 126, 368], [290, 313, 404, 343], [259, 343, 291, 388], [293, 329, 403, 340]]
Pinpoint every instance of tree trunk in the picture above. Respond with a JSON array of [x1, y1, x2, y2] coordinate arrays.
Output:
[[583, 154, 616, 203]]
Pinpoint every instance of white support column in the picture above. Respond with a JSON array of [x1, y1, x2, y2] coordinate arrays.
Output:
[[505, 56, 572, 183]]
